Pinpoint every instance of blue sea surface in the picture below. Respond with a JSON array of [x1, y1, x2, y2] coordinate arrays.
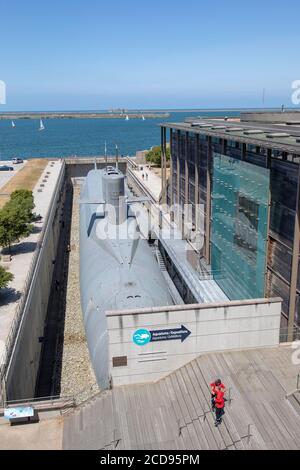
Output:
[[0, 111, 241, 160]]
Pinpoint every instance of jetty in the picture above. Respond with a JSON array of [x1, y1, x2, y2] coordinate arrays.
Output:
[[0, 112, 169, 120]]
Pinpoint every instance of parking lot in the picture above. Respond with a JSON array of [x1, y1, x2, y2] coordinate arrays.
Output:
[[0, 160, 27, 191]]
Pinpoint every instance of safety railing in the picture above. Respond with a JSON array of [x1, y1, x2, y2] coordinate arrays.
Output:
[[1, 380, 101, 416], [279, 325, 300, 343]]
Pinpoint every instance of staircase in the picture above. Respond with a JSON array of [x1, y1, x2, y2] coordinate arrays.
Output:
[[63, 347, 300, 450]]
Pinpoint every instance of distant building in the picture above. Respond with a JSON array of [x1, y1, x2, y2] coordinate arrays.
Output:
[[160, 112, 300, 340]]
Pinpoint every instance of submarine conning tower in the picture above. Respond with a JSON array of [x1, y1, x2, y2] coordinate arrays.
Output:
[[102, 166, 126, 225]]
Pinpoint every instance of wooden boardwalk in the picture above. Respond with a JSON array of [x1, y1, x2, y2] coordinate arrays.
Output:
[[63, 346, 300, 450]]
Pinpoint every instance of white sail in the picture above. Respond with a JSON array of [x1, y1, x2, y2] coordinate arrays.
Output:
[[125, 115, 129, 121], [12, 120, 15, 128], [39, 119, 45, 131], [142, 115, 145, 121]]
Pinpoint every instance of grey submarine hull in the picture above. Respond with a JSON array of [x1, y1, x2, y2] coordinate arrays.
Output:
[[79, 166, 173, 389]]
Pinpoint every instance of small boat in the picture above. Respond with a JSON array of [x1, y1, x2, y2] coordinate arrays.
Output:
[[11, 120, 16, 128], [39, 119, 45, 131], [125, 115, 129, 121], [142, 115, 145, 121]]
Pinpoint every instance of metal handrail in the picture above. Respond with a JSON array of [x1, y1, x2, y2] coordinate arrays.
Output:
[[1, 380, 101, 412], [279, 325, 300, 343]]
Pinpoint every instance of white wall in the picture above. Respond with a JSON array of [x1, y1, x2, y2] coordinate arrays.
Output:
[[106, 298, 282, 387]]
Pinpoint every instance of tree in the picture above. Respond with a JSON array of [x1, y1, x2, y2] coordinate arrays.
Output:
[[0, 190, 34, 253], [0, 265, 14, 289], [9, 189, 35, 221], [145, 145, 170, 167]]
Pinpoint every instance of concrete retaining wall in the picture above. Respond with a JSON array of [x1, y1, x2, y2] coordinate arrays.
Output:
[[5, 166, 66, 400], [65, 158, 127, 179], [106, 298, 282, 387]]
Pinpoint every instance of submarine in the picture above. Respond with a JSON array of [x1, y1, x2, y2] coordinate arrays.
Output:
[[79, 161, 173, 389]]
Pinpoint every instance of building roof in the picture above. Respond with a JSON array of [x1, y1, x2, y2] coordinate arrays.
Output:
[[161, 117, 300, 155]]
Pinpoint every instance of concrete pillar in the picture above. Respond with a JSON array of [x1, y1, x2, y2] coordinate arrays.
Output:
[[181, 132, 189, 240], [164, 126, 167, 204], [161, 126, 164, 183], [195, 134, 199, 232], [206, 136, 212, 264], [288, 159, 300, 341], [222, 138, 227, 155], [177, 131, 180, 205], [264, 148, 272, 298], [185, 132, 189, 206], [160, 126, 167, 204], [242, 143, 246, 161], [169, 129, 174, 219]]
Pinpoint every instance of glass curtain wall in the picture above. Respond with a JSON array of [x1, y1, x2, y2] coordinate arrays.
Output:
[[211, 153, 270, 300]]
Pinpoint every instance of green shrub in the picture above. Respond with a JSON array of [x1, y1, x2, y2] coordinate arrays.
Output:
[[0, 265, 14, 289]]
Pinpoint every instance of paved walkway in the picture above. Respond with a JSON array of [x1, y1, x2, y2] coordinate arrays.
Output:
[[132, 166, 162, 201], [0, 415, 63, 450], [0, 160, 63, 363]]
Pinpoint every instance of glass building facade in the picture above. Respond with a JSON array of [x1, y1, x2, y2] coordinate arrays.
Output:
[[211, 153, 270, 300], [163, 124, 300, 330]]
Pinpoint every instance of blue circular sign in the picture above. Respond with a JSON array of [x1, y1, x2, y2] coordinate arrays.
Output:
[[133, 329, 151, 346]]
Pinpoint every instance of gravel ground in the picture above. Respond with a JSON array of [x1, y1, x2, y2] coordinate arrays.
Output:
[[60, 183, 99, 397]]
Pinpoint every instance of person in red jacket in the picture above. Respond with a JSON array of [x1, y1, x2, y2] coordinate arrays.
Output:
[[214, 390, 225, 426], [210, 379, 226, 411]]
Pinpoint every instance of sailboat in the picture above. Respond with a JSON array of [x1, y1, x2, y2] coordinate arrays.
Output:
[[125, 115, 129, 121], [39, 119, 45, 131], [142, 115, 145, 121], [11, 120, 16, 128]]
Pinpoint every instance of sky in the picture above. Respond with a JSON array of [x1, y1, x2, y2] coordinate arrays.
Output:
[[0, 0, 300, 110]]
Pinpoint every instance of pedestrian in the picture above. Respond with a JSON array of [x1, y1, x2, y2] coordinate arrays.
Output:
[[145, 173, 148, 181], [210, 379, 226, 411], [214, 389, 225, 426], [142, 173, 144, 180]]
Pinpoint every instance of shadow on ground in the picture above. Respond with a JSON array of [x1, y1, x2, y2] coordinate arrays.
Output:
[[0, 288, 22, 306], [10, 241, 38, 255]]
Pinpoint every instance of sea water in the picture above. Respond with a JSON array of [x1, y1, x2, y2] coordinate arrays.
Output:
[[0, 111, 241, 160]]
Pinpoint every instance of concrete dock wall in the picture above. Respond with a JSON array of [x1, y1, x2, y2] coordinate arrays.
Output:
[[65, 158, 127, 180], [5, 165, 66, 400], [106, 298, 282, 387]]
